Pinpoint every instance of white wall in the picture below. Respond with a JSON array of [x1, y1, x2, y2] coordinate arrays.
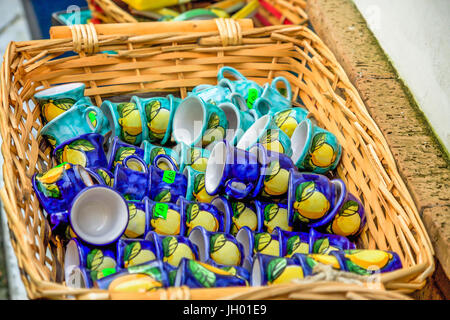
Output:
[[353, 0, 450, 153]]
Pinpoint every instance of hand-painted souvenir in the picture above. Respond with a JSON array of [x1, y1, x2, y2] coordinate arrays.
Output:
[[40, 103, 110, 148], [337, 249, 402, 275], [141, 140, 179, 170], [254, 200, 293, 233], [132, 94, 181, 145], [228, 200, 262, 235], [116, 239, 161, 268], [148, 164, 187, 204], [95, 260, 169, 292], [174, 258, 248, 288], [287, 170, 336, 226], [113, 155, 150, 201], [248, 143, 297, 199], [252, 77, 292, 117], [54, 133, 108, 168], [189, 78, 235, 107], [152, 154, 178, 172], [34, 83, 86, 124], [183, 166, 216, 203], [209, 196, 232, 234], [147, 199, 185, 236], [253, 231, 282, 257], [236, 114, 292, 157], [310, 179, 366, 238], [172, 95, 228, 148], [123, 198, 151, 239], [290, 118, 342, 173], [69, 186, 129, 246], [272, 107, 309, 138], [251, 253, 311, 286], [106, 136, 146, 171], [93, 167, 114, 187], [204, 259, 251, 284], [64, 238, 117, 283], [178, 198, 225, 235], [175, 142, 211, 173], [148, 232, 199, 267], [309, 228, 356, 254], [204, 140, 262, 199], [189, 226, 244, 266], [100, 100, 146, 146], [218, 101, 254, 145]]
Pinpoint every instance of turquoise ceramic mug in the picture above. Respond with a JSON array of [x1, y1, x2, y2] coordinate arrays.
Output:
[[174, 142, 211, 173], [40, 104, 110, 148], [189, 78, 235, 106], [236, 114, 292, 157], [218, 101, 255, 146], [253, 76, 292, 117], [290, 118, 342, 173], [34, 82, 86, 125], [141, 140, 180, 170], [172, 96, 228, 148]]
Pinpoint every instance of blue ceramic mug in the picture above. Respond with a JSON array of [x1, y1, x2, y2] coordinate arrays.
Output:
[[148, 232, 199, 267], [147, 199, 185, 236], [178, 198, 225, 235], [148, 163, 187, 204], [40, 103, 110, 148], [113, 155, 150, 201], [255, 200, 293, 234], [106, 136, 146, 172], [141, 140, 180, 170], [54, 133, 108, 169], [116, 238, 161, 268], [228, 200, 262, 236], [122, 198, 151, 239], [93, 167, 114, 187], [204, 140, 262, 199]]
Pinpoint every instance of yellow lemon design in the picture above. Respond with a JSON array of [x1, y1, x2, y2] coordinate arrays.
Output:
[[309, 133, 336, 168], [124, 204, 146, 238], [150, 208, 181, 235], [202, 113, 225, 146], [286, 236, 309, 257], [109, 274, 163, 293], [193, 174, 215, 203], [309, 254, 341, 269], [196, 261, 233, 276], [331, 201, 361, 236], [186, 203, 219, 234], [293, 181, 330, 220], [255, 233, 280, 256], [271, 265, 304, 285], [163, 237, 195, 267], [346, 250, 392, 270], [231, 202, 258, 234], [261, 130, 285, 154], [124, 242, 156, 268], [147, 100, 170, 139], [263, 204, 292, 233], [117, 103, 142, 144], [274, 110, 298, 137], [267, 258, 303, 285], [56, 139, 95, 167], [263, 161, 290, 196], [191, 158, 208, 172], [41, 98, 74, 123], [114, 147, 136, 168], [210, 234, 241, 266], [87, 249, 117, 281], [36, 163, 71, 184]]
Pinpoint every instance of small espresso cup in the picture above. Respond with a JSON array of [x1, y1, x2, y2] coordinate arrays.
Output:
[[141, 140, 180, 170], [116, 238, 161, 268], [172, 95, 228, 148], [54, 133, 108, 169], [290, 118, 342, 173], [69, 186, 129, 246], [189, 78, 235, 107], [228, 200, 262, 236], [147, 199, 185, 236], [178, 197, 225, 235], [272, 107, 309, 138], [204, 140, 262, 199], [122, 198, 151, 239], [255, 200, 293, 234], [218, 101, 255, 146], [106, 136, 146, 171], [236, 114, 292, 157], [175, 142, 211, 173], [253, 76, 292, 116], [34, 82, 86, 125], [148, 232, 199, 267], [113, 155, 151, 201], [148, 163, 187, 204], [183, 166, 216, 203]]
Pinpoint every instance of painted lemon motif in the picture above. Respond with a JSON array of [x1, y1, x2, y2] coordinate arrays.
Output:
[[267, 258, 304, 285], [202, 113, 225, 146], [56, 139, 95, 167], [109, 274, 163, 293], [124, 203, 146, 238], [146, 100, 170, 141], [263, 204, 292, 233], [330, 200, 361, 236], [96, 169, 113, 187], [163, 236, 195, 267], [193, 174, 215, 203], [346, 250, 392, 270], [86, 249, 117, 280], [150, 207, 181, 235], [189, 148, 208, 172], [154, 189, 172, 203], [186, 203, 219, 234], [254, 233, 280, 256], [274, 109, 298, 137], [293, 181, 330, 221], [286, 236, 310, 257], [263, 161, 290, 196], [309, 254, 341, 269], [114, 147, 136, 168], [312, 238, 338, 255], [210, 234, 241, 266], [260, 130, 285, 154], [188, 260, 232, 288], [36, 163, 71, 184], [123, 242, 156, 268], [117, 102, 142, 144], [309, 133, 337, 168], [231, 202, 258, 235], [41, 98, 75, 123]]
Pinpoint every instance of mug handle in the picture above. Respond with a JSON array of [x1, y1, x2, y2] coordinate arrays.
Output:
[[271, 77, 292, 102], [218, 66, 247, 82], [230, 92, 249, 112], [224, 178, 254, 199], [83, 106, 102, 133]]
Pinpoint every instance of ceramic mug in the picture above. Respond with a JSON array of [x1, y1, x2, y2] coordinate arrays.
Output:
[[34, 82, 86, 125], [178, 197, 225, 235], [141, 140, 179, 170], [290, 118, 342, 173], [148, 163, 187, 204], [147, 199, 185, 236], [253, 76, 292, 117], [228, 200, 262, 236], [54, 133, 108, 169], [188, 226, 244, 266], [172, 95, 228, 148], [236, 114, 292, 157], [287, 170, 336, 226], [204, 140, 262, 199], [116, 238, 161, 268], [334, 249, 402, 275], [40, 103, 110, 148], [133, 94, 181, 145], [122, 198, 151, 239], [209, 196, 233, 234], [309, 179, 366, 238], [100, 100, 146, 146], [174, 258, 247, 288], [204, 261, 251, 285], [113, 155, 150, 201], [95, 260, 170, 291], [189, 78, 235, 107], [175, 142, 211, 173], [272, 107, 309, 138], [253, 231, 282, 257], [147, 232, 199, 267], [106, 136, 146, 171], [69, 186, 129, 246], [64, 238, 117, 283], [183, 166, 216, 203], [254, 200, 293, 233], [217, 101, 255, 145]]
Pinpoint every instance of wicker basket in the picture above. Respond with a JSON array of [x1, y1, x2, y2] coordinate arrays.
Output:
[[0, 19, 434, 300], [87, 0, 308, 26]]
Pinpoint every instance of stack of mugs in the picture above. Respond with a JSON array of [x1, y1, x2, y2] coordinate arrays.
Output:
[[32, 66, 399, 292]]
